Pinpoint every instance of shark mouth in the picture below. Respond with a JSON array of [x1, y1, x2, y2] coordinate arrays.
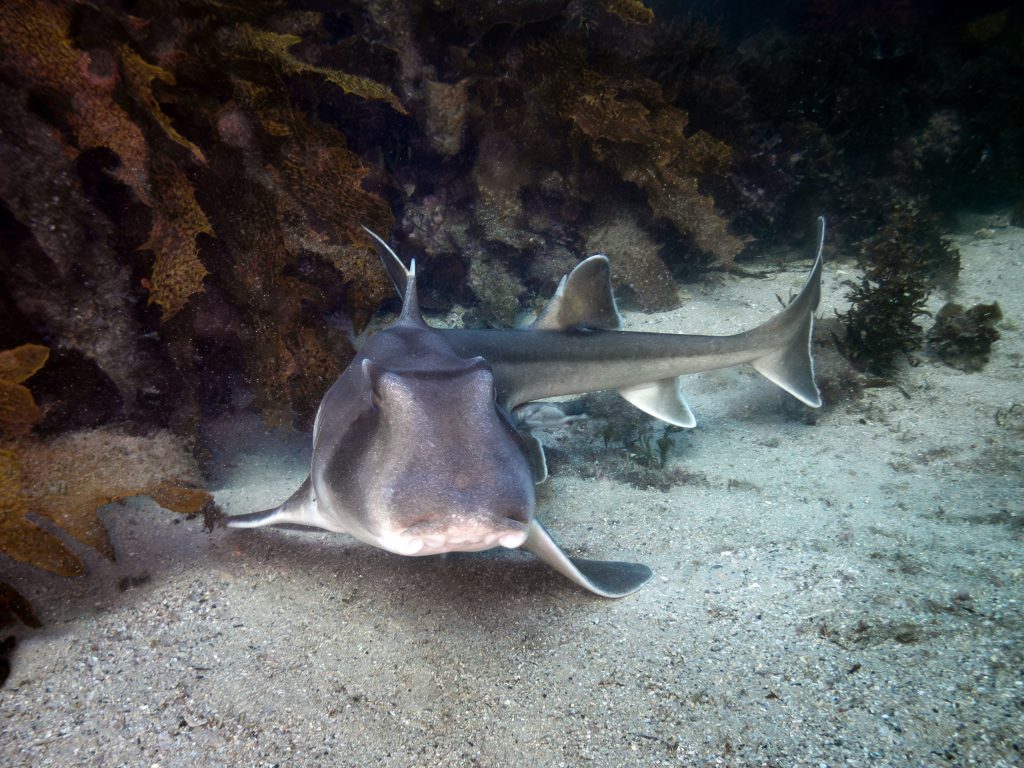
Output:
[[377, 519, 529, 556]]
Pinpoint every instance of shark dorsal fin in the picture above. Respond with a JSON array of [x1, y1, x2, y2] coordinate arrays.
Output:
[[531, 255, 622, 331], [361, 226, 423, 325]]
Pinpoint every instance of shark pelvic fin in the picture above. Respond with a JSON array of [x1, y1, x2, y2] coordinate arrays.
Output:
[[225, 476, 335, 531], [532, 255, 622, 331], [618, 377, 697, 428], [750, 216, 825, 408], [521, 519, 653, 598]]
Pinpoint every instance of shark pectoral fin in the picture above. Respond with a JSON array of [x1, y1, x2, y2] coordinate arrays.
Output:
[[226, 475, 330, 530], [521, 431, 549, 484], [531, 255, 622, 331], [618, 378, 697, 428], [521, 520, 653, 598]]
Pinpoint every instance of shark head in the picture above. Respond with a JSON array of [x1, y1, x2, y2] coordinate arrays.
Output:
[[353, 353, 535, 556]]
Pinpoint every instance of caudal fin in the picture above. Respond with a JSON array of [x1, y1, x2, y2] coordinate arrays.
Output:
[[750, 217, 825, 408]]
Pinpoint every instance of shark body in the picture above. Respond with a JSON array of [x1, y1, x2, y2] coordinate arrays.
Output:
[[227, 219, 826, 597]]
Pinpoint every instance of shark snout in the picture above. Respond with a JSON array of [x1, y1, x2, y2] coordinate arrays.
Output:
[[378, 517, 529, 557]]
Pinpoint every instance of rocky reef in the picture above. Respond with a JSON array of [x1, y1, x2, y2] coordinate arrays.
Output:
[[0, 0, 1022, 599]]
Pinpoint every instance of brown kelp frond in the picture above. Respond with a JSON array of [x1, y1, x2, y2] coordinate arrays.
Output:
[[0, 345, 49, 439], [565, 72, 743, 267], [601, 0, 655, 25], [233, 23, 407, 114], [0, 0, 152, 203], [0, 428, 213, 576], [142, 157, 214, 320], [117, 45, 207, 164]]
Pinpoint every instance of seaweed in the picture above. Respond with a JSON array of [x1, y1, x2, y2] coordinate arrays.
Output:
[[231, 24, 406, 114], [1, 427, 213, 577], [0, 345, 48, 438], [840, 202, 960, 374], [926, 302, 1002, 372], [0, 1, 400, 426], [564, 70, 744, 268], [142, 156, 214, 319], [582, 212, 679, 311]]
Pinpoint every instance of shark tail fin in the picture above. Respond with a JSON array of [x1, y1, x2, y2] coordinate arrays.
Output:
[[749, 217, 825, 408]]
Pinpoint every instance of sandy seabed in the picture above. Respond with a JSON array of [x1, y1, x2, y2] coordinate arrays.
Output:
[[1, 219, 1021, 767]]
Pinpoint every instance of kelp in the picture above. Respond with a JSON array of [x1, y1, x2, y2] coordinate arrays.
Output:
[[0, 0, 152, 203], [601, 0, 655, 25], [0, 344, 210, 576], [143, 156, 214, 319], [927, 302, 1002, 372], [565, 71, 742, 267], [1, 427, 212, 576], [0, 345, 48, 438], [840, 202, 961, 374], [233, 24, 406, 115], [117, 45, 207, 164], [0, 0, 401, 426]]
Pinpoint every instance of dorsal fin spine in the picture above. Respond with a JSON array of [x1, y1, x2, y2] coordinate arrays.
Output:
[[398, 258, 422, 325], [361, 226, 425, 326]]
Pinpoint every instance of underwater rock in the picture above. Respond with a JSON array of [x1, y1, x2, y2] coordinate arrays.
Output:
[[926, 302, 1002, 372], [401, 192, 474, 262], [423, 79, 470, 157], [1011, 198, 1024, 227], [0, 85, 170, 421], [583, 213, 679, 311], [472, 130, 537, 250], [468, 251, 526, 327]]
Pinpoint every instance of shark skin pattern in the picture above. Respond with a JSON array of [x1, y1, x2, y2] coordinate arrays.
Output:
[[227, 219, 827, 598]]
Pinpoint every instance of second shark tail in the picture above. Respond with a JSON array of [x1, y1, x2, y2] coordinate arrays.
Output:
[[747, 216, 825, 408]]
